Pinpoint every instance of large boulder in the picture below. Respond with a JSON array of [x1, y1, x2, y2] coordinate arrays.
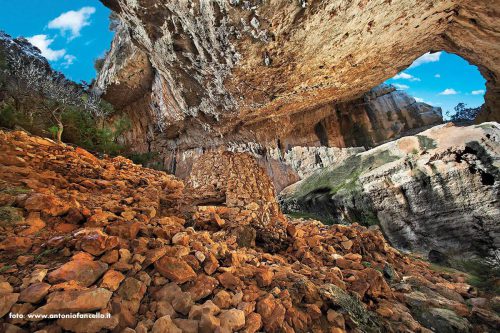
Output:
[[28, 289, 112, 320]]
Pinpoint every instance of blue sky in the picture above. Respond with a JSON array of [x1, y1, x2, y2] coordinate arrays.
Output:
[[386, 51, 486, 118], [0, 0, 114, 83], [0, 2, 486, 117]]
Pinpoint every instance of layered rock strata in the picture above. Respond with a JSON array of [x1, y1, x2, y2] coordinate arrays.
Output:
[[1, 130, 499, 332], [110, 83, 442, 191], [268, 146, 365, 179], [280, 122, 500, 264]]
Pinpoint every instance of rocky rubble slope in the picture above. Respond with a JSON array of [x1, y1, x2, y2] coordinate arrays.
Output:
[[0, 130, 499, 332], [280, 122, 500, 266]]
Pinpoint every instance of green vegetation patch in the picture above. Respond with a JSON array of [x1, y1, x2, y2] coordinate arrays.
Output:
[[416, 135, 437, 151], [0, 265, 13, 273], [0, 206, 24, 225], [358, 210, 380, 226], [61, 110, 131, 155], [428, 258, 500, 295], [34, 247, 59, 264], [128, 152, 159, 166], [0, 183, 31, 196], [127, 151, 165, 170], [428, 263, 461, 275], [285, 211, 335, 225], [451, 258, 500, 294], [291, 150, 399, 199]]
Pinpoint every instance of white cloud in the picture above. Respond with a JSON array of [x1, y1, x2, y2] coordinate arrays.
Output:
[[393, 72, 421, 82], [26, 34, 66, 61], [409, 52, 442, 68], [471, 89, 485, 95], [434, 74, 441, 78], [62, 54, 76, 68], [394, 84, 409, 90], [439, 88, 458, 95], [48, 7, 96, 40]]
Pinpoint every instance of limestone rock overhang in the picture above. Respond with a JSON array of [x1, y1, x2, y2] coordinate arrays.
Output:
[[97, 0, 499, 137]]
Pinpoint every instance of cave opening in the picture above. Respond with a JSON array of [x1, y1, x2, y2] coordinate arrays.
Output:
[[386, 51, 487, 123]]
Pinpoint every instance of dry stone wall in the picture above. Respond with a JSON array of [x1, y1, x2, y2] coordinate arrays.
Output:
[[186, 152, 289, 251]]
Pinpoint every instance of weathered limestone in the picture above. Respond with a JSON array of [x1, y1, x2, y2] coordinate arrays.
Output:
[[280, 122, 500, 264], [97, 0, 498, 152], [123, 84, 442, 193]]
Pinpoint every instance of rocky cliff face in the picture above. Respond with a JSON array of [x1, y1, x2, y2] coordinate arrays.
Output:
[[104, 81, 442, 192], [273, 84, 443, 149], [97, 0, 498, 149], [268, 146, 366, 180], [280, 122, 500, 265], [1, 130, 499, 332]]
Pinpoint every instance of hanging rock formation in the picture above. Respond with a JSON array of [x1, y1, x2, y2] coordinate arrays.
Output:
[[97, 0, 498, 152], [280, 122, 500, 265], [100, 79, 443, 190]]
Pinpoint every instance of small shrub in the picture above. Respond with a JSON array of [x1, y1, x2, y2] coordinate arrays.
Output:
[[417, 135, 437, 150], [453, 258, 500, 294], [48, 125, 59, 140], [0, 206, 23, 225]]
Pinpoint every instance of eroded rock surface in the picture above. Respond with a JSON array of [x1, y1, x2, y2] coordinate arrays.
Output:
[[280, 122, 500, 264], [97, 0, 498, 152], [115, 83, 443, 192], [1, 130, 499, 332]]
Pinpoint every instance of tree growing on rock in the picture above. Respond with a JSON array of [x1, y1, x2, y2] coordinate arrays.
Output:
[[3, 52, 108, 142], [447, 102, 482, 122]]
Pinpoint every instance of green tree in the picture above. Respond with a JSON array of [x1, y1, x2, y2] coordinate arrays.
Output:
[[447, 102, 482, 122]]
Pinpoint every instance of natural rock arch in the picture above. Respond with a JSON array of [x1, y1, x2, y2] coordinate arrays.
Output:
[[98, 0, 499, 145]]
